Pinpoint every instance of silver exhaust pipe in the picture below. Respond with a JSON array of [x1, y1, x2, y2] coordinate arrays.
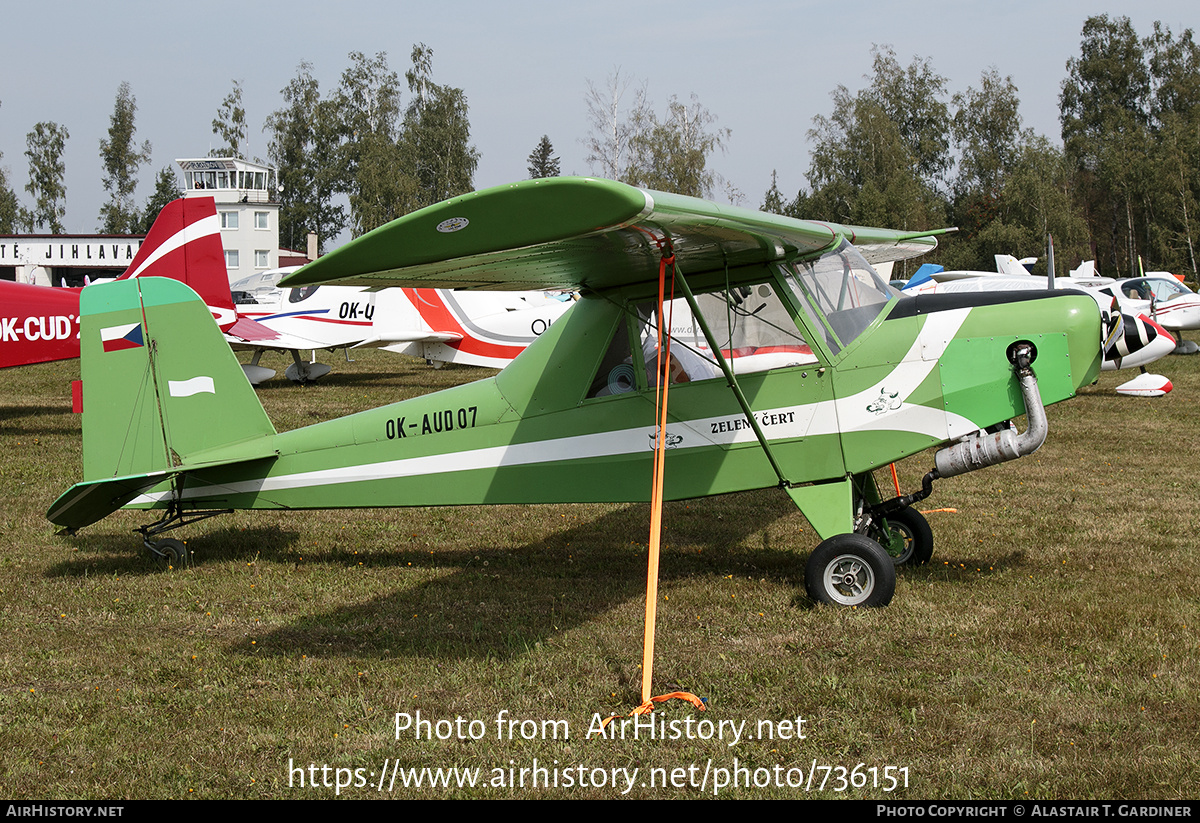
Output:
[[933, 342, 1046, 479]]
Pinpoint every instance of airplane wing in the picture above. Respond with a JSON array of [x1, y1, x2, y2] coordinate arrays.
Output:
[[282, 177, 948, 292]]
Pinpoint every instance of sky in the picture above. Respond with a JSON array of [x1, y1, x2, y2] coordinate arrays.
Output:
[[1, 0, 1194, 248]]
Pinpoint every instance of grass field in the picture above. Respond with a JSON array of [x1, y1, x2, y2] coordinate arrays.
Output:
[[2, 345, 1198, 799]]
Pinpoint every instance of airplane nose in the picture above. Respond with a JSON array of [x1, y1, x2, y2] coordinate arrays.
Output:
[[1103, 313, 1175, 371], [893, 290, 1101, 425]]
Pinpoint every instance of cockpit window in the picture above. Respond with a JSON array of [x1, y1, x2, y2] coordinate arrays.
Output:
[[1141, 278, 1191, 300], [585, 280, 819, 399], [642, 283, 816, 383], [780, 240, 895, 355], [587, 314, 638, 398], [288, 285, 320, 303], [1104, 277, 1193, 303]]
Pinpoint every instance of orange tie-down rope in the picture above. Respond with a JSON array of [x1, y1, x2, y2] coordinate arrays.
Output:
[[596, 250, 705, 734]]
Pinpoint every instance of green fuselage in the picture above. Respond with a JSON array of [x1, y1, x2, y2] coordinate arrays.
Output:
[[128, 269, 1100, 518]]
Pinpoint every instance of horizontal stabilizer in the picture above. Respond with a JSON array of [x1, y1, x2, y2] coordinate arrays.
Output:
[[48, 470, 172, 529], [225, 316, 281, 342], [48, 432, 279, 529], [224, 317, 327, 351]]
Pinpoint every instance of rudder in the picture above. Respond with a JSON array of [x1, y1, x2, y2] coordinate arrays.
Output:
[[79, 276, 275, 482], [120, 196, 237, 330]]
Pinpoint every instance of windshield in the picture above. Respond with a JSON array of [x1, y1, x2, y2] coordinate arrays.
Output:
[[1130, 277, 1192, 301], [585, 279, 818, 398], [780, 240, 896, 355]]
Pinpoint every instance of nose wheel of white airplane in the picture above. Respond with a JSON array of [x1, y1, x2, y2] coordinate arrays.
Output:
[[805, 534, 895, 607], [869, 507, 933, 566], [285, 355, 332, 384]]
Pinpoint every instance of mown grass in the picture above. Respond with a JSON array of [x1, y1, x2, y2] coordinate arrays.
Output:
[[1, 346, 1198, 799]]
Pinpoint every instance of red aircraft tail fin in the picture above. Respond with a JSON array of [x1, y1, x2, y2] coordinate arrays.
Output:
[[120, 196, 237, 330]]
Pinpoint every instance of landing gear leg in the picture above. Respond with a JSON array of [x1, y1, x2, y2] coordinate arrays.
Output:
[[286, 350, 315, 384], [853, 470, 937, 566], [136, 502, 231, 569], [284, 350, 331, 383], [869, 507, 933, 566]]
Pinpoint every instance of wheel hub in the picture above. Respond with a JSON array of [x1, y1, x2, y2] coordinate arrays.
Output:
[[824, 555, 875, 605]]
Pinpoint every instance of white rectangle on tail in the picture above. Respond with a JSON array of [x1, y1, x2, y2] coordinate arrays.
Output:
[[168, 376, 215, 397]]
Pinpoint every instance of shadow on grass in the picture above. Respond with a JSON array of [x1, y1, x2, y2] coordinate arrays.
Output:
[[0, 404, 78, 435], [45, 525, 302, 577], [44, 489, 1020, 658], [237, 495, 868, 661]]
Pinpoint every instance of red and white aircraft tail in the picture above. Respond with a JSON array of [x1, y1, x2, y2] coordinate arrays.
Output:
[[122, 196, 239, 332], [124, 196, 284, 353], [1, 196, 231, 370]]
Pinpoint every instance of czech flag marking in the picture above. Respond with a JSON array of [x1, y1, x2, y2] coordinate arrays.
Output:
[[100, 323, 144, 353]]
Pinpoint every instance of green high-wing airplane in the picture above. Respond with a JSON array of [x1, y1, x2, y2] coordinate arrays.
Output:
[[48, 177, 1101, 608]]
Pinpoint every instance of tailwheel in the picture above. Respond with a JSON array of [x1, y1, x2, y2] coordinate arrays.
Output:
[[870, 507, 933, 566], [805, 533, 895, 607], [149, 538, 189, 568], [134, 503, 230, 566]]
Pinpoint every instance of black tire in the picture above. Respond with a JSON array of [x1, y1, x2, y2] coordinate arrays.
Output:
[[154, 538, 189, 568], [805, 533, 896, 607], [871, 507, 933, 566]]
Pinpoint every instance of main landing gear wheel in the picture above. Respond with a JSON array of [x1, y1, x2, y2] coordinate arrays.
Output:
[[285, 360, 332, 384], [805, 534, 895, 607], [150, 538, 189, 568], [871, 507, 933, 566]]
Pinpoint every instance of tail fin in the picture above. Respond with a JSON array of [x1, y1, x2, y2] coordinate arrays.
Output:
[[995, 254, 1035, 276], [902, 263, 943, 291], [120, 197, 238, 330], [48, 277, 276, 529]]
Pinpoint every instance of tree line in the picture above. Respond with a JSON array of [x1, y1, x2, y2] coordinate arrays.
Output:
[[0, 83, 180, 237], [763, 15, 1200, 279], [1, 15, 1195, 280], [265, 45, 478, 253], [0, 44, 481, 253]]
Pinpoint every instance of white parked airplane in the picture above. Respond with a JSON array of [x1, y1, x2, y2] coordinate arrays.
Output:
[[996, 255, 1200, 351], [229, 268, 573, 382]]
